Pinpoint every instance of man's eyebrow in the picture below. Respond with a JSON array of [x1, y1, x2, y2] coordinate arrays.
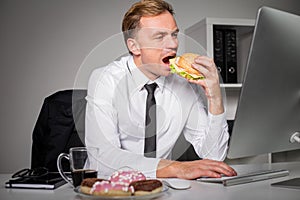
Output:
[[173, 28, 180, 33], [152, 28, 180, 36], [152, 31, 168, 36]]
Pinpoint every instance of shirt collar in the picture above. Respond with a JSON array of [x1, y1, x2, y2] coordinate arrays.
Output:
[[127, 55, 166, 94]]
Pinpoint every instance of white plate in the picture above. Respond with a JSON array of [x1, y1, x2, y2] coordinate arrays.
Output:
[[74, 184, 168, 200]]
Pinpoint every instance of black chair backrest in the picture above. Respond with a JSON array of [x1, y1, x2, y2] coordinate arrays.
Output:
[[31, 89, 87, 172]]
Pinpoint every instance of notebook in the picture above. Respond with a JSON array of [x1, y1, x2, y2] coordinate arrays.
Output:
[[5, 172, 67, 190], [198, 169, 289, 186]]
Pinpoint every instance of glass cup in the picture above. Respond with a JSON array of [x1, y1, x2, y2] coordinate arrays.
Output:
[[57, 147, 99, 188]]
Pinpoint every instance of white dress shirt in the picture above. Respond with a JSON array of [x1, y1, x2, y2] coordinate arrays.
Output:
[[85, 55, 229, 178]]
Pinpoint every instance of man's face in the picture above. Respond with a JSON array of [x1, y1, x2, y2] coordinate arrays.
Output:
[[133, 11, 179, 80]]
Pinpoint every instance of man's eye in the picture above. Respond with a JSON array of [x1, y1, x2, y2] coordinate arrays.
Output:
[[155, 35, 164, 40], [172, 32, 178, 38]]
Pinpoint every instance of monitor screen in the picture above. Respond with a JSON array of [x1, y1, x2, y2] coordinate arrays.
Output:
[[227, 7, 300, 159]]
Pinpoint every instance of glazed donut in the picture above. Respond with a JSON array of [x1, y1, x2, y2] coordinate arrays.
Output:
[[91, 180, 132, 196], [80, 178, 132, 196], [109, 169, 146, 186], [129, 179, 163, 196]]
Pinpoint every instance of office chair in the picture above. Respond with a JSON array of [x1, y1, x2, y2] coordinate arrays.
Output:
[[31, 89, 87, 172]]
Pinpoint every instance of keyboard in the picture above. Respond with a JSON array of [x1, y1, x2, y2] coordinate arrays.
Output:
[[198, 169, 289, 186]]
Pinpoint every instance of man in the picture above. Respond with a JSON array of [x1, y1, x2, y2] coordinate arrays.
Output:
[[85, 0, 236, 179]]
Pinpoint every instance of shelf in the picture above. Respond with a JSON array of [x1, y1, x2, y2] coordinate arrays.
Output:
[[220, 83, 242, 88], [185, 17, 255, 83], [185, 17, 255, 120]]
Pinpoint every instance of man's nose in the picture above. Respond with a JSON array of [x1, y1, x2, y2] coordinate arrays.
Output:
[[165, 35, 178, 50]]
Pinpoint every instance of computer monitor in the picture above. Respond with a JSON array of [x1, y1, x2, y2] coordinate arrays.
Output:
[[227, 7, 300, 159]]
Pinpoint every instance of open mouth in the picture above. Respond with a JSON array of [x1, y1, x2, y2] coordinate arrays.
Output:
[[162, 55, 176, 65]]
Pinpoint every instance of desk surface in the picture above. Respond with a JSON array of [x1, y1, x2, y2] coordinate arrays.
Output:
[[1, 162, 300, 200]]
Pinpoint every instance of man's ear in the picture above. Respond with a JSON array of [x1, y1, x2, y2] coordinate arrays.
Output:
[[127, 38, 141, 56]]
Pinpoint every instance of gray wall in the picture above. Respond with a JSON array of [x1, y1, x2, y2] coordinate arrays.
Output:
[[1, 0, 300, 173]]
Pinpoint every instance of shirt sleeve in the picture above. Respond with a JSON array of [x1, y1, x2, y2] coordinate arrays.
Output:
[[85, 67, 160, 178], [183, 95, 229, 161]]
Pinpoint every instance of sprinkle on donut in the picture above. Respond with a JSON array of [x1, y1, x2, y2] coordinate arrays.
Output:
[[108, 169, 146, 186]]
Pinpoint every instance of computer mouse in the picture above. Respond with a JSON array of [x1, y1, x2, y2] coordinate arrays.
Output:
[[162, 178, 191, 190]]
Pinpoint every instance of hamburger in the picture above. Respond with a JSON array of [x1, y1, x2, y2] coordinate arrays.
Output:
[[169, 53, 205, 80]]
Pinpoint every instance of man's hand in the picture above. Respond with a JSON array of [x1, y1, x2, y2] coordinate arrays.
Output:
[[188, 56, 224, 115], [157, 159, 237, 179]]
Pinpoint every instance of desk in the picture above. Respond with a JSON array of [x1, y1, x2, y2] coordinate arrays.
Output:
[[1, 162, 299, 200]]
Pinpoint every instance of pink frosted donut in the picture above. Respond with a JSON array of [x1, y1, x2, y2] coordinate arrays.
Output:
[[109, 170, 146, 186], [90, 180, 133, 196]]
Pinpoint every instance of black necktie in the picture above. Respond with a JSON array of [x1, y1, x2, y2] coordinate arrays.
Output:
[[144, 83, 158, 158]]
